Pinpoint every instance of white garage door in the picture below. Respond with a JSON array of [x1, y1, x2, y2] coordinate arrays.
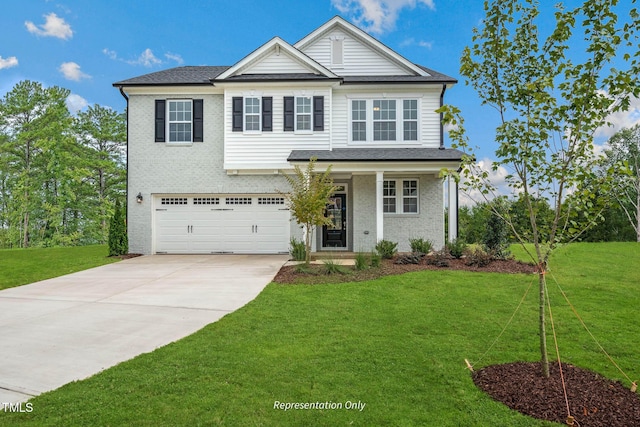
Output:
[[154, 195, 290, 254]]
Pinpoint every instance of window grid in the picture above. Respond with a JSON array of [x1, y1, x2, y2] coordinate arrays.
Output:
[[403, 100, 418, 141], [296, 97, 311, 131], [225, 197, 253, 205], [193, 197, 220, 205], [383, 180, 418, 214], [244, 97, 260, 131], [383, 180, 396, 213], [161, 197, 188, 205], [352, 100, 367, 141], [373, 100, 396, 141], [168, 100, 192, 142], [258, 197, 285, 205]]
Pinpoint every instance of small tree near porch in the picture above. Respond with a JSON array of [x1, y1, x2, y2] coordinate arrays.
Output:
[[279, 158, 338, 265]]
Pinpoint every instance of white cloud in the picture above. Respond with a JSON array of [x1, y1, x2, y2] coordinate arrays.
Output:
[[595, 96, 640, 139], [399, 37, 433, 49], [66, 93, 88, 113], [131, 48, 162, 67], [25, 13, 73, 40], [104, 48, 168, 67], [0, 56, 18, 69], [459, 158, 512, 206], [164, 52, 184, 64], [332, 0, 435, 34], [59, 62, 90, 81]]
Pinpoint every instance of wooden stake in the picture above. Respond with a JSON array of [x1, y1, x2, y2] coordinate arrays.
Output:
[[631, 382, 637, 393], [464, 359, 474, 372]]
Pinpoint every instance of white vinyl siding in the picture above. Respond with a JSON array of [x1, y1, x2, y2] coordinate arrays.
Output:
[[224, 89, 331, 169], [242, 50, 312, 74]]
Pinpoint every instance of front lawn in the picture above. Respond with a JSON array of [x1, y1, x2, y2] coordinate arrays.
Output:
[[0, 245, 118, 290], [1, 243, 638, 426]]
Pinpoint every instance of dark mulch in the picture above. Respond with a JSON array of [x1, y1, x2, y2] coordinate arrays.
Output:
[[273, 256, 537, 284], [109, 253, 143, 260], [473, 362, 640, 426]]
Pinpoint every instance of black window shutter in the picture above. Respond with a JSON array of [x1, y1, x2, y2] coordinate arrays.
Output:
[[155, 100, 166, 142], [313, 96, 324, 131], [232, 97, 243, 132], [193, 99, 203, 142], [262, 97, 273, 131], [283, 96, 294, 131]]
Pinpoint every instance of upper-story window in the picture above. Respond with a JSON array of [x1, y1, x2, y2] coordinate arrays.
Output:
[[154, 99, 203, 144], [350, 98, 419, 143], [244, 97, 261, 131], [296, 97, 312, 131], [168, 100, 192, 142]]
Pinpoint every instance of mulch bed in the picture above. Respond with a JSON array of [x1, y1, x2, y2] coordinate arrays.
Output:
[[273, 256, 537, 284], [473, 362, 640, 426]]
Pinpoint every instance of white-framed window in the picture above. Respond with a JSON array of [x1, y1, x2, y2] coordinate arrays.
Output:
[[296, 96, 312, 131], [352, 100, 367, 141], [403, 99, 418, 141], [383, 179, 419, 214], [168, 100, 192, 142], [350, 98, 419, 143], [244, 97, 261, 131]]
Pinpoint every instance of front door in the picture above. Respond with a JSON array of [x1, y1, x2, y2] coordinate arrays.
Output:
[[322, 194, 347, 248]]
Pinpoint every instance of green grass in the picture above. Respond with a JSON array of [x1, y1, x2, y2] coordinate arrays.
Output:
[[1, 243, 638, 426], [0, 245, 118, 290]]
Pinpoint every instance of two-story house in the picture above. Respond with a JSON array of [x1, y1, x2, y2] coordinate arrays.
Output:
[[113, 16, 462, 255]]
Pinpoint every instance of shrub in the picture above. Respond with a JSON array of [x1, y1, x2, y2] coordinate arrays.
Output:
[[354, 252, 369, 271], [395, 253, 424, 265], [322, 258, 348, 275], [483, 208, 511, 259], [464, 247, 494, 267], [108, 199, 128, 257], [446, 238, 467, 259], [409, 238, 433, 254], [375, 239, 398, 259], [289, 238, 306, 261], [426, 249, 451, 267], [370, 251, 382, 268]]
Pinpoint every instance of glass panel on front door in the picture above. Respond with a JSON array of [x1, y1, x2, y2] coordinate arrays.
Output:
[[323, 194, 347, 248]]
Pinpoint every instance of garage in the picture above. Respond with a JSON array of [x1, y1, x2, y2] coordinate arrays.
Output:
[[154, 195, 291, 254]]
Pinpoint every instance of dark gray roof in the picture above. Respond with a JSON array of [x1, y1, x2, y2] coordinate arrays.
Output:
[[288, 148, 464, 162], [113, 66, 230, 86], [114, 64, 455, 87]]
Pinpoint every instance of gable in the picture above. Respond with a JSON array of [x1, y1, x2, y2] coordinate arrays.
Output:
[[241, 46, 317, 75], [295, 16, 428, 77], [299, 28, 411, 76]]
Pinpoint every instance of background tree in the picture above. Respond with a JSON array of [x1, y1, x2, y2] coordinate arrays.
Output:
[[279, 158, 338, 265], [75, 105, 127, 243], [441, 0, 640, 377], [599, 124, 640, 241]]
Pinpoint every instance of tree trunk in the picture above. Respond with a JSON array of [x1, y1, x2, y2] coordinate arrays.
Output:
[[539, 265, 550, 377]]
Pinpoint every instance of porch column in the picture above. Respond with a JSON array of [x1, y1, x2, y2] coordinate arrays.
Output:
[[376, 171, 384, 242], [448, 175, 458, 242]]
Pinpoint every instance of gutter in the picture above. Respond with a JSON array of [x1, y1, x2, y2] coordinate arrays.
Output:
[[439, 84, 446, 149]]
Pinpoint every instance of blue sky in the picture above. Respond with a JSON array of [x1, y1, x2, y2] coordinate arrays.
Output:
[[2, 0, 639, 198]]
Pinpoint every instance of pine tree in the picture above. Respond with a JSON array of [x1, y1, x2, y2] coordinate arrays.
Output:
[[108, 199, 128, 256]]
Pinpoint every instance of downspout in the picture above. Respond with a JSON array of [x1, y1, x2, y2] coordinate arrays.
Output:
[[439, 84, 446, 149], [117, 86, 129, 229]]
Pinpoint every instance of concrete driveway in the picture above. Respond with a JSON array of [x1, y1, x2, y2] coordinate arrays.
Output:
[[0, 254, 287, 404]]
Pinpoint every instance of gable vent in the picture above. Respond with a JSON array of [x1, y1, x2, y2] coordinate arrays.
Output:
[[331, 36, 344, 67]]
